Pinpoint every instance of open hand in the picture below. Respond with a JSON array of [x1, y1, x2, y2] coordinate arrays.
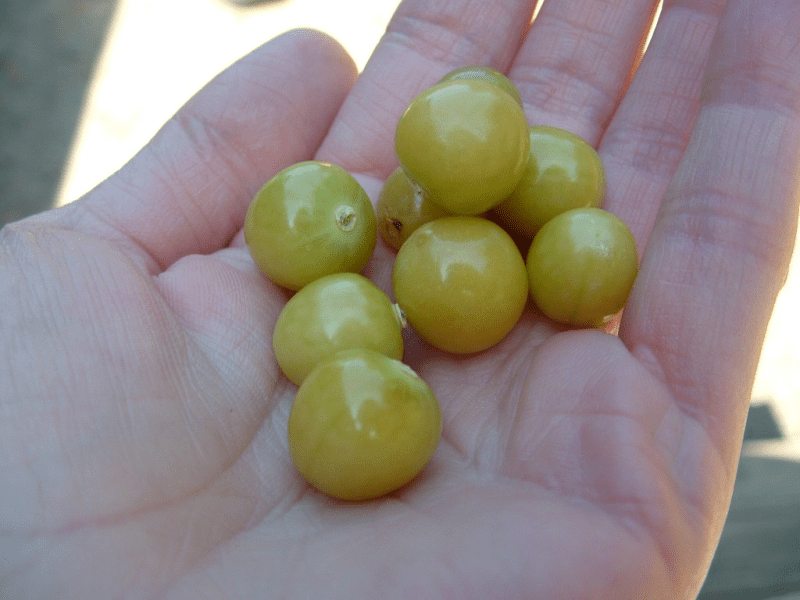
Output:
[[2, 0, 800, 598]]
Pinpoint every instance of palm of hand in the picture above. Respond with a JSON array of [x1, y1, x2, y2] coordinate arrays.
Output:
[[3, 1, 800, 598]]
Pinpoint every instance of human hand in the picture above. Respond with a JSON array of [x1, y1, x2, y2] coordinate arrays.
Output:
[[2, 0, 799, 598]]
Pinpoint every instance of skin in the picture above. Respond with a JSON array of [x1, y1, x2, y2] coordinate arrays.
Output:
[[1, 1, 799, 598]]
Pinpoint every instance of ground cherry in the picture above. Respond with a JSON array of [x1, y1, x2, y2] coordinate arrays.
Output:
[[288, 349, 442, 501], [394, 79, 529, 215], [526, 207, 638, 326], [377, 167, 452, 251], [272, 273, 405, 386], [244, 161, 376, 291], [438, 65, 523, 106], [494, 126, 605, 239], [393, 216, 528, 353]]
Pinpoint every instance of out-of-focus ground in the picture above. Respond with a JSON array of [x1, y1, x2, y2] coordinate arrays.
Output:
[[0, 0, 116, 224], [1, 0, 799, 597]]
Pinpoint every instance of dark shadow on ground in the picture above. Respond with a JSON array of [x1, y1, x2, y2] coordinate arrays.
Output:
[[0, 0, 117, 227], [698, 451, 800, 599]]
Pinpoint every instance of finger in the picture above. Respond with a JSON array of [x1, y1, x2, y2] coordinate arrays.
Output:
[[315, 0, 539, 178], [509, 0, 661, 143], [55, 30, 357, 272], [620, 0, 800, 457], [599, 0, 727, 253]]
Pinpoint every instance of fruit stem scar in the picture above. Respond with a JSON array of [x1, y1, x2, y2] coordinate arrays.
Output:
[[335, 205, 358, 232]]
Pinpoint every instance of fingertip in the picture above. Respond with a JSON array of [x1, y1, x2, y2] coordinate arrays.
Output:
[[270, 27, 359, 84], [702, 0, 800, 115]]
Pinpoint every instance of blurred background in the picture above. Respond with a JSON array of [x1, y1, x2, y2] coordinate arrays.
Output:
[[1, 0, 798, 597]]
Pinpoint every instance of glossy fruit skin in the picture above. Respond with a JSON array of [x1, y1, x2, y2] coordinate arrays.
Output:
[[494, 126, 606, 240], [272, 273, 405, 386], [377, 167, 452, 251], [244, 161, 377, 291], [393, 216, 528, 354], [526, 207, 638, 327], [288, 349, 442, 501], [438, 66, 523, 106], [394, 79, 530, 216]]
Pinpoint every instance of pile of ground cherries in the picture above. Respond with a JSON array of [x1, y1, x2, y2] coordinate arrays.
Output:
[[243, 66, 638, 502]]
